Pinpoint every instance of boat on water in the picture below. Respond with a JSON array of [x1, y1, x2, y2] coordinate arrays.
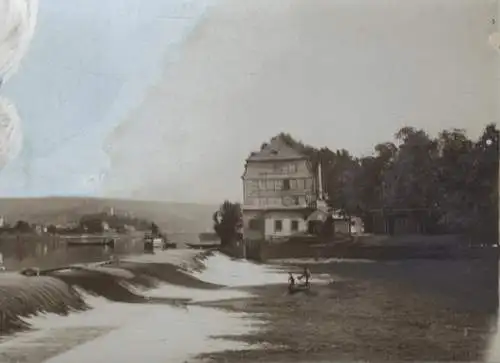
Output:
[[66, 238, 116, 248], [143, 233, 176, 251], [288, 283, 310, 294]]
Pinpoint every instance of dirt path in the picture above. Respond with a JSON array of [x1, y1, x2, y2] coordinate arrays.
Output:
[[196, 260, 495, 362]]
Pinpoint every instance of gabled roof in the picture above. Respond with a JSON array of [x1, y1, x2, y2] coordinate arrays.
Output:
[[247, 135, 307, 162]]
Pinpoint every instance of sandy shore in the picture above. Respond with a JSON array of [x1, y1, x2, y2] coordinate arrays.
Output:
[[196, 259, 496, 362]]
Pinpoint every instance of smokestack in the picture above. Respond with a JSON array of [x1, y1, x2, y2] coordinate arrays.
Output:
[[317, 162, 323, 199], [316, 161, 328, 212]]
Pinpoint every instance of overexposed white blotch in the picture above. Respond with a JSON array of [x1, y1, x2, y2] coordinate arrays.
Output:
[[0, 0, 38, 81], [0, 0, 38, 170], [489, 32, 500, 53], [0, 98, 22, 168]]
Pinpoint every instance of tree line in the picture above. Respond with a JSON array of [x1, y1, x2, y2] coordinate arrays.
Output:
[[279, 123, 498, 242], [213, 123, 498, 245], [0, 212, 158, 235]]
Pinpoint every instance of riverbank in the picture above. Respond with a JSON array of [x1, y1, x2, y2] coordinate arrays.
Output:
[[245, 234, 499, 262], [197, 257, 496, 362]]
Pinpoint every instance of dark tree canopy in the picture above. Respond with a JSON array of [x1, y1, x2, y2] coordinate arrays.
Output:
[[13, 220, 32, 233], [265, 123, 498, 243], [213, 200, 243, 248]]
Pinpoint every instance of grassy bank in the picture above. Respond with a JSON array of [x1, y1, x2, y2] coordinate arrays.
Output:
[[197, 258, 496, 362]]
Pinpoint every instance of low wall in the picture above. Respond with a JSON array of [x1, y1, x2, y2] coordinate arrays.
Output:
[[245, 235, 498, 261]]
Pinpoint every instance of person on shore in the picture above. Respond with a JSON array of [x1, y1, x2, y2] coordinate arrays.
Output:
[[288, 272, 295, 292], [299, 266, 311, 287]]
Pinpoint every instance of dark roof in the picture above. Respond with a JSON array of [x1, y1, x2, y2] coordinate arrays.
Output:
[[247, 136, 307, 162]]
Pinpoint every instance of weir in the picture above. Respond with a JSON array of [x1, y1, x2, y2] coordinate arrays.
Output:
[[0, 249, 219, 334]]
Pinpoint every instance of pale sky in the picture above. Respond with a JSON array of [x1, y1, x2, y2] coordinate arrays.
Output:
[[0, 0, 498, 203]]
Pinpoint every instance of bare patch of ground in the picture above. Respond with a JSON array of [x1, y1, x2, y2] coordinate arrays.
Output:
[[196, 259, 495, 362]]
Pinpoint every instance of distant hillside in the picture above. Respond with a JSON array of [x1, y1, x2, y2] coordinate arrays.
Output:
[[0, 197, 217, 234]]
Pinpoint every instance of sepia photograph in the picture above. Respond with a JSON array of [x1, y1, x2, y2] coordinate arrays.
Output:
[[0, 0, 498, 362]]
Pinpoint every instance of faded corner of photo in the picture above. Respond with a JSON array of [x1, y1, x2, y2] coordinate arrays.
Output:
[[0, 0, 499, 362]]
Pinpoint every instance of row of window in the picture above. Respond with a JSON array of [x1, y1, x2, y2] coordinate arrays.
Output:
[[245, 196, 308, 207], [273, 163, 298, 174], [274, 219, 299, 232], [248, 219, 300, 232], [246, 178, 313, 192]]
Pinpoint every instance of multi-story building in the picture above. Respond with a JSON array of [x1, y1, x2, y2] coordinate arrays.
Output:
[[241, 136, 319, 241]]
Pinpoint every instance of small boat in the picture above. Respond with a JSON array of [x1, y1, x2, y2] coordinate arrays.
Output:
[[288, 282, 310, 294], [144, 234, 176, 251], [67, 238, 116, 248], [151, 237, 165, 249], [164, 242, 177, 249]]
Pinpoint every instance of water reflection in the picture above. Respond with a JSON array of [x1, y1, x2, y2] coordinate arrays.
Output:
[[0, 235, 144, 271]]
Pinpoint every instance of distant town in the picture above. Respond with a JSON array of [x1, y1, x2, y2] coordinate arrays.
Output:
[[0, 207, 155, 236]]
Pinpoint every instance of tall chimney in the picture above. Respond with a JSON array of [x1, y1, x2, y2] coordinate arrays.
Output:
[[317, 162, 323, 199]]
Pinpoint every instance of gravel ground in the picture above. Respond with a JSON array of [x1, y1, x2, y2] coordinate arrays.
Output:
[[196, 258, 496, 362]]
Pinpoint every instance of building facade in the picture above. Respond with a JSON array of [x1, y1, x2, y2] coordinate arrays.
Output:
[[242, 136, 317, 241]]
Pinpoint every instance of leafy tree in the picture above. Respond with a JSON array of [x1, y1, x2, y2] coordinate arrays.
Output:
[[213, 201, 243, 247], [266, 123, 498, 243], [13, 220, 32, 233], [80, 218, 104, 233], [46, 224, 57, 234]]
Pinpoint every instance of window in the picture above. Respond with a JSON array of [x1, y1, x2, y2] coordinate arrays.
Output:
[[249, 219, 260, 230], [305, 178, 313, 190], [246, 180, 257, 193], [283, 179, 290, 190], [268, 198, 280, 206], [258, 180, 266, 190], [290, 179, 297, 190], [296, 179, 305, 189], [274, 220, 283, 232], [275, 180, 283, 190], [291, 220, 299, 232], [289, 163, 298, 173], [266, 180, 274, 190]]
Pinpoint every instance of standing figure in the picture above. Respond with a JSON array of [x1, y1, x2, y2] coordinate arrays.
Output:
[[299, 266, 311, 287], [288, 272, 295, 293]]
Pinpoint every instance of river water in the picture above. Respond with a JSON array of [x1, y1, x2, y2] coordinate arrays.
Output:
[[0, 236, 497, 362], [0, 235, 145, 271]]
